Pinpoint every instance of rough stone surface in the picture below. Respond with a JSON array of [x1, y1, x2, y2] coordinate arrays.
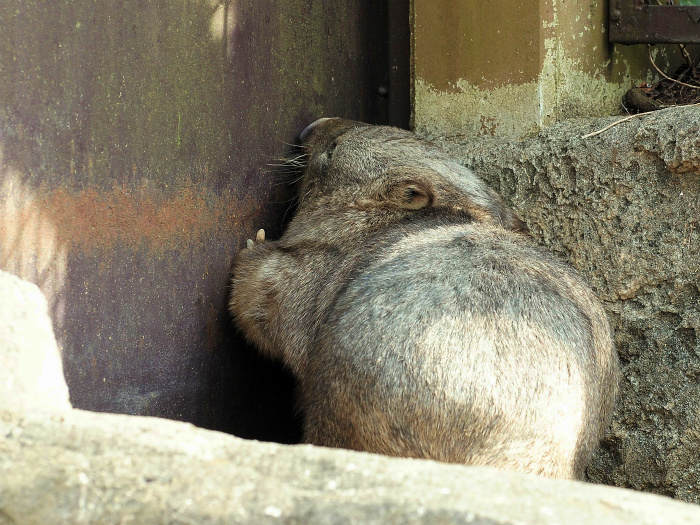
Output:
[[0, 270, 71, 414], [433, 106, 700, 503], [3, 409, 700, 525]]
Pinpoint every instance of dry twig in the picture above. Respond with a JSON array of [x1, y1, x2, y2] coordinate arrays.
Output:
[[648, 45, 700, 90], [580, 102, 700, 139]]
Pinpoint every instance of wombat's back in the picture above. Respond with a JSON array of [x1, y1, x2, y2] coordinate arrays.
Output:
[[301, 222, 618, 478]]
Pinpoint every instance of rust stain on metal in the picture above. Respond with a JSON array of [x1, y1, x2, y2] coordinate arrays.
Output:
[[1, 184, 266, 253]]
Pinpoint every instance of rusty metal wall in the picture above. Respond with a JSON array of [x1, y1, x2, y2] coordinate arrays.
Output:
[[610, 2, 700, 44], [0, 0, 409, 442]]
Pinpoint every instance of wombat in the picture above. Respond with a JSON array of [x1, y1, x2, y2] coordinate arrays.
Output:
[[230, 118, 620, 479]]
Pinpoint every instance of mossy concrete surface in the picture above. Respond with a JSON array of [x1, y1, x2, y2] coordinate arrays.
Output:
[[433, 106, 700, 502], [412, 0, 677, 139]]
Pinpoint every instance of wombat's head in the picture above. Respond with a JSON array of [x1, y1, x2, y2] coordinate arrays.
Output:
[[296, 118, 527, 233]]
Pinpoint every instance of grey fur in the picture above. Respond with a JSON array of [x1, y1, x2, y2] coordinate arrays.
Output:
[[229, 118, 619, 479]]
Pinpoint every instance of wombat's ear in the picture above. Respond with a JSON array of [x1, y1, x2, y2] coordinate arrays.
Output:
[[504, 213, 529, 234], [384, 180, 434, 210], [487, 192, 530, 234]]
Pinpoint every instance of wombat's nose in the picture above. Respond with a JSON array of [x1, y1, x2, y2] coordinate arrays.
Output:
[[299, 118, 331, 142]]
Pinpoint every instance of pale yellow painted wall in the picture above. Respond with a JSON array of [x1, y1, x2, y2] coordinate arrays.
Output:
[[412, 0, 664, 139]]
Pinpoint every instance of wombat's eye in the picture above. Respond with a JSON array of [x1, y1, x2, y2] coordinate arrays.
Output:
[[325, 140, 337, 159]]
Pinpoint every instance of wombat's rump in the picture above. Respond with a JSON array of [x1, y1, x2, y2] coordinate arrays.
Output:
[[230, 118, 619, 479]]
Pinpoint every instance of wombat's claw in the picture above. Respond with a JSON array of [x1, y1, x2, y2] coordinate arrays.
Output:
[[246, 229, 266, 249]]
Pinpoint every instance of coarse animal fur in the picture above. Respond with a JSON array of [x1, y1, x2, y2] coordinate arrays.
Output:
[[229, 118, 619, 479]]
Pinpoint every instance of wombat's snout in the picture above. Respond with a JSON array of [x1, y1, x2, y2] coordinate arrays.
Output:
[[299, 118, 332, 142]]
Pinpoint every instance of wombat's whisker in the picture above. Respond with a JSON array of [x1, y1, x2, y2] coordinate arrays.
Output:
[[281, 199, 297, 223], [267, 162, 304, 168], [269, 168, 300, 177], [286, 153, 309, 161], [267, 164, 287, 169], [264, 150, 308, 162], [271, 195, 299, 204], [296, 188, 312, 208], [272, 175, 305, 187], [268, 152, 308, 161], [283, 160, 307, 168]]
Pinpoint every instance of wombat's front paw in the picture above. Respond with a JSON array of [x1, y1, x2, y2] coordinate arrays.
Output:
[[246, 228, 266, 249]]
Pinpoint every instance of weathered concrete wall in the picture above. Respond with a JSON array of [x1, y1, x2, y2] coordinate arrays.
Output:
[[412, 0, 680, 139], [432, 106, 700, 503], [2, 270, 700, 525]]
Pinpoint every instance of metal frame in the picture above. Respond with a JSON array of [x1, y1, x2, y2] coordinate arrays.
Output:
[[610, 1, 700, 44]]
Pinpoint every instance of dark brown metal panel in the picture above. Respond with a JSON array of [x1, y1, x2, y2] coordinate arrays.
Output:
[[0, 0, 409, 443], [387, 0, 412, 129], [610, 1, 700, 44]]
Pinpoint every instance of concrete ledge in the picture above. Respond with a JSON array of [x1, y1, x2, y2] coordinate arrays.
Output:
[[3, 408, 700, 525], [0, 270, 70, 414]]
